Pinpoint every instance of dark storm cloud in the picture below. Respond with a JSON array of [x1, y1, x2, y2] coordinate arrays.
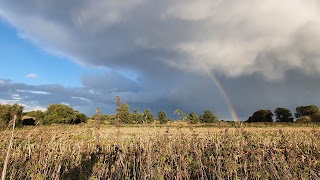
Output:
[[2, 0, 320, 78], [219, 70, 320, 119], [1, 0, 320, 119], [81, 71, 141, 93]]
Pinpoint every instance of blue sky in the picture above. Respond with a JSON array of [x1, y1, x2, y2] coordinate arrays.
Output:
[[0, 20, 87, 87], [1, 1, 320, 120]]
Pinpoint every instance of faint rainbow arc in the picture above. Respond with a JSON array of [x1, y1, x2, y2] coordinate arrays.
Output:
[[206, 69, 239, 122]]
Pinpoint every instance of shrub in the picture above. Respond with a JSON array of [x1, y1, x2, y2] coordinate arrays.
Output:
[[296, 116, 312, 123], [44, 104, 87, 124]]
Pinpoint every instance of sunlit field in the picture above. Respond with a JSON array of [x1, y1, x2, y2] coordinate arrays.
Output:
[[1, 123, 320, 179]]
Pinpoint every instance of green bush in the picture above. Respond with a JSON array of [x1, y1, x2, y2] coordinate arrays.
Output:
[[44, 104, 86, 124], [0, 103, 24, 127]]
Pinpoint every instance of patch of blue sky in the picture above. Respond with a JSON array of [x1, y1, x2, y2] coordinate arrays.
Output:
[[0, 20, 104, 87]]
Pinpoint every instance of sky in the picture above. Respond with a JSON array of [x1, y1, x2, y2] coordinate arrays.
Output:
[[1, 0, 320, 120]]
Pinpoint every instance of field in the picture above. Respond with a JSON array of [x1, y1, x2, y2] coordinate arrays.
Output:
[[1, 122, 320, 179]]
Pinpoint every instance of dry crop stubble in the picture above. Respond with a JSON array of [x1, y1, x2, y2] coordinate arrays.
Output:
[[1, 124, 320, 179]]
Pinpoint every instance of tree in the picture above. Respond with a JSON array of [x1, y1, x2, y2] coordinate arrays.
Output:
[[25, 110, 45, 124], [296, 116, 312, 123], [199, 110, 218, 123], [131, 108, 144, 124], [158, 110, 168, 124], [99, 114, 109, 121], [0, 104, 11, 124], [247, 110, 273, 123], [77, 113, 89, 123], [182, 112, 188, 121], [188, 112, 199, 124], [143, 108, 154, 123], [98, 114, 117, 124], [44, 104, 83, 124], [295, 105, 319, 118], [0, 103, 24, 127], [274, 108, 294, 122], [311, 112, 320, 122], [174, 109, 182, 120], [118, 103, 131, 124], [11, 103, 24, 126]]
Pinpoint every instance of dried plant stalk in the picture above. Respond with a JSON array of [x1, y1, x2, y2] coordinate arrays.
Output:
[[1, 115, 16, 180]]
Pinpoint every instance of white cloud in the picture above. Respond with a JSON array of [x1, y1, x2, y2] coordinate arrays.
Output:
[[0, 98, 46, 112], [12, 94, 22, 100], [23, 104, 47, 112], [60, 102, 70, 106], [72, 96, 91, 103], [26, 73, 38, 78], [17, 89, 50, 95], [0, 99, 19, 104]]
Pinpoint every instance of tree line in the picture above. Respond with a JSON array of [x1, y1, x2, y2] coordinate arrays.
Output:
[[0, 103, 219, 127], [247, 105, 320, 123], [94, 103, 218, 124], [0, 103, 88, 128], [1, 102, 319, 128]]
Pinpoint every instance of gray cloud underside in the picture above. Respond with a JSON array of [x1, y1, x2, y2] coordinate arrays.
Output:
[[1, 0, 320, 119], [1, 69, 320, 120]]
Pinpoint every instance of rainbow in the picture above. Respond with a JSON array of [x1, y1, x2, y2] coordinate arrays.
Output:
[[206, 69, 239, 122]]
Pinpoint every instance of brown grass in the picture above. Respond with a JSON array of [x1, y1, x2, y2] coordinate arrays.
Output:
[[1, 123, 320, 179], [1, 115, 16, 180]]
